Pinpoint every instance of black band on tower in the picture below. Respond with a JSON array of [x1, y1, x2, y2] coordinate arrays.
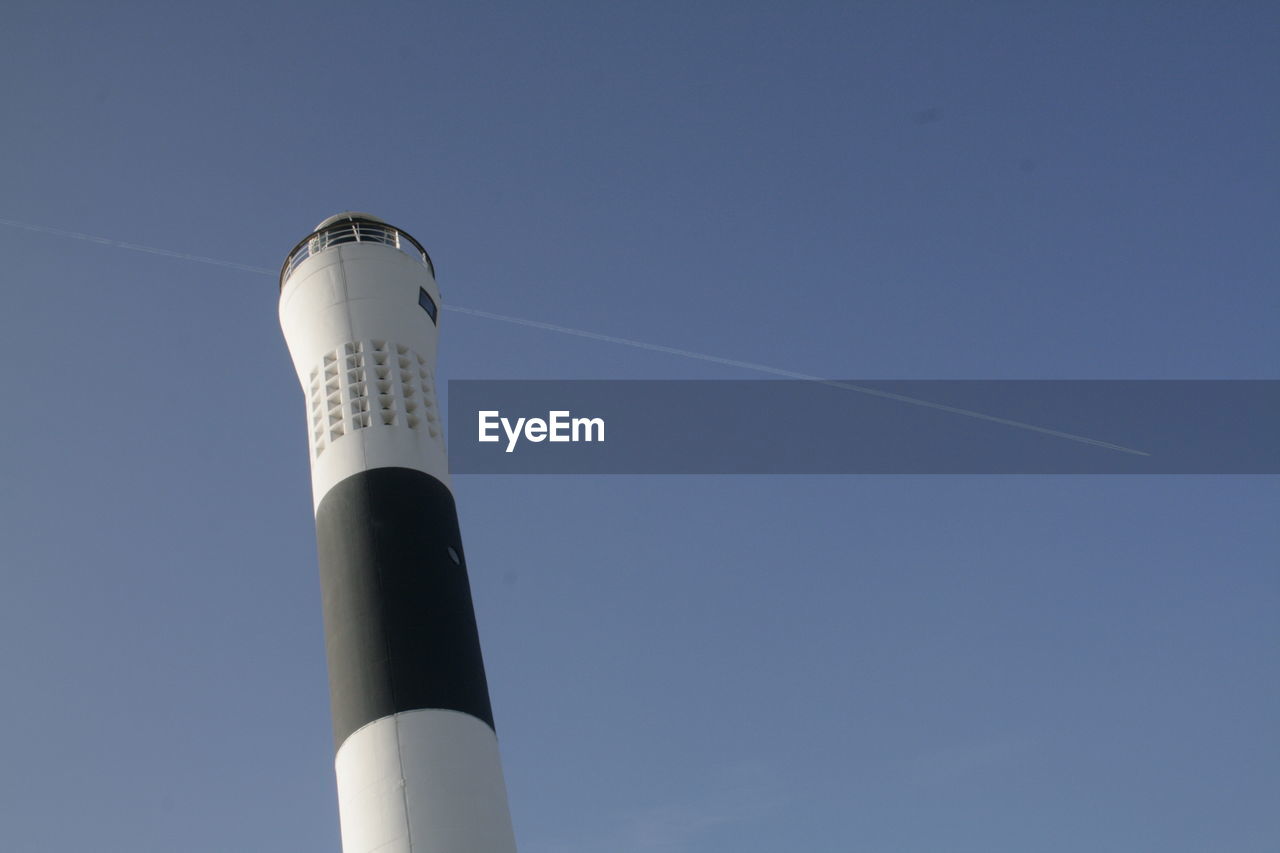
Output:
[[315, 467, 496, 750]]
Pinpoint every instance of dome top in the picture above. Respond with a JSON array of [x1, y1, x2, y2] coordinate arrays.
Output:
[[313, 211, 387, 231], [281, 213, 435, 290]]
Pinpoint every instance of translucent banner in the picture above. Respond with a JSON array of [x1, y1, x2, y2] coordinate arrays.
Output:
[[446, 380, 1279, 474]]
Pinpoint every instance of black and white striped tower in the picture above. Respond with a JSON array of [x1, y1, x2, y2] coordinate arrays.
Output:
[[279, 213, 517, 853]]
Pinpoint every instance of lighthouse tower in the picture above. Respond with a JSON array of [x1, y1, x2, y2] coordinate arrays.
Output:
[[279, 213, 517, 853]]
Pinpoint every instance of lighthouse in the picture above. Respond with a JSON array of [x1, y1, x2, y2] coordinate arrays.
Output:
[[279, 213, 517, 852]]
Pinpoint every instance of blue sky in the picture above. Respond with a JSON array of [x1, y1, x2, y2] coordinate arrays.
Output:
[[1, 2, 1276, 850]]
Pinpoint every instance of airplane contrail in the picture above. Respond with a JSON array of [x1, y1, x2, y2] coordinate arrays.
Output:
[[447, 306, 1148, 455], [0, 217, 278, 275], [0, 216, 1148, 456]]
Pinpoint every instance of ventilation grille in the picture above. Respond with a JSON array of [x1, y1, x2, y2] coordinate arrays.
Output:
[[307, 340, 441, 459]]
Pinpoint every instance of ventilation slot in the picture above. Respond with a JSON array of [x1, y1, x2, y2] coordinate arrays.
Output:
[[306, 349, 343, 457], [307, 342, 446, 442]]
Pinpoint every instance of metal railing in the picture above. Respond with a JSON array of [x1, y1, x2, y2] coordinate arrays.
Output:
[[280, 219, 436, 289]]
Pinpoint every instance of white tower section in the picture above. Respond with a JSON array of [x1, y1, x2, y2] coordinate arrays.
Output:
[[280, 213, 449, 510]]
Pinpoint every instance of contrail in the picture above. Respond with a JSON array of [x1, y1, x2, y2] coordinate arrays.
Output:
[[0, 217, 277, 275], [1, 216, 1148, 456], [446, 306, 1148, 456]]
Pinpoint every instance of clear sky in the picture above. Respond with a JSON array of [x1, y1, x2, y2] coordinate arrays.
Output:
[[1, 2, 1276, 851]]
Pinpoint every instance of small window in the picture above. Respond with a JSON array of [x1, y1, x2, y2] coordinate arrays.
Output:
[[418, 288, 438, 324]]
